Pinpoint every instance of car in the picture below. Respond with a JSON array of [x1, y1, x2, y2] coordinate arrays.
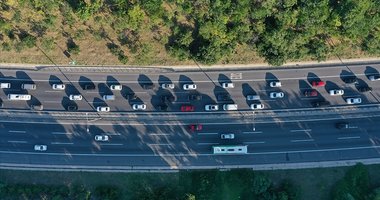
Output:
[[247, 95, 260, 101], [329, 89, 344, 96], [270, 92, 284, 98], [67, 105, 78, 111], [269, 81, 282, 87], [102, 95, 115, 101], [125, 93, 138, 100], [0, 83, 11, 88], [205, 104, 219, 111], [183, 84, 197, 90], [161, 95, 175, 102], [84, 84, 95, 90], [52, 84, 65, 90], [304, 89, 318, 97], [222, 82, 234, 88], [369, 75, 380, 81], [22, 84, 36, 90], [311, 81, 326, 87], [97, 106, 110, 112], [335, 122, 350, 129], [188, 93, 202, 101], [157, 104, 168, 111], [343, 77, 358, 84], [31, 104, 43, 111], [142, 83, 154, 90], [181, 105, 195, 112], [217, 93, 231, 101], [95, 135, 109, 141], [189, 124, 203, 131], [34, 145, 47, 151], [250, 103, 264, 110], [133, 104, 147, 110], [221, 133, 235, 139], [311, 101, 330, 107], [357, 86, 372, 93], [7, 94, 31, 100], [110, 85, 122, 91], [346, 97, 362, 104], [69, 94, 82, 101], [161, 83, 175, 89]]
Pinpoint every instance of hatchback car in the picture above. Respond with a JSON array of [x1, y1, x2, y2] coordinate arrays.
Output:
[[181, 105, 195, 112], [270, 92, 284, 98], [110, 84, 122, 91], [69, 94, 82, 101], [357, 86, 372, 93], [250, 103, 264, 110], [97, 106, 110, 112], [133, 104, 147, 110], [369, 75, 380, 81], [329, 89, 344, 96], [34, 145, 47, 151], [183, 84, 197, 90], [95, 135, 109, 141], [161, 83, 175, 89], [221, 133, 235, 139], [311, 81, 326, 87], [189, 124, 203, 131], [205, 104, 219, 111], [304, 90, 317, 97], [269, 81, 282, 87], [346, 98, 362, 104], [52, 84, 65, 90], [222, 82, 234, 88]]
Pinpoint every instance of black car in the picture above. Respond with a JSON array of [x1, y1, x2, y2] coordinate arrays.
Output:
[[188, 93, 202, 101], [336, 122, 350, 129], [84, 84, 96, 90], [311, 100, 330, 107], [142, 83, 154, 89], [343, 77, 358, 84], [217, 93, 231, 101], [357, 86, 372, 92], [67, 105, 78, 111], [161, 95, 175, 102]]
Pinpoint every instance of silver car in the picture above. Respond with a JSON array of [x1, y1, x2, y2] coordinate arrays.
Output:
[[205, 104, 219, 111], [34, 145, 47, 151], [133, 104, 147, 110], [270, 92, 284, 98], [52, 84, 66, 90], [329, 89, 344, 96], [346, 98, 362, 104], [97, 106, 110, 112]]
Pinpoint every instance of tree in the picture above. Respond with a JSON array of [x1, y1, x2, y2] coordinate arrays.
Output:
[[252, 174, 272, 195]]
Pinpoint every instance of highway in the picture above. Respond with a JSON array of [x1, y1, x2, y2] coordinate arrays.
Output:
[[0, 62, 380, 170]]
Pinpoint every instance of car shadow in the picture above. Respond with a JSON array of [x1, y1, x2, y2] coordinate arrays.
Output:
[[78, 76, 95, 90]]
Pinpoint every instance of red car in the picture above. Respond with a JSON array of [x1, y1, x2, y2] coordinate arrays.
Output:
[[181, 105, 195, 112], [304, 89, 318, 97], [311, 81, 326, 87], [189, 124, 203, 131]]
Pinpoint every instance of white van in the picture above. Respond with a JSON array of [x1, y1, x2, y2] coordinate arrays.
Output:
[[22, 84, 36, 90], [8, 94, 31, 100], [223, 104, 238, 111], [102, 95, 115, 101]]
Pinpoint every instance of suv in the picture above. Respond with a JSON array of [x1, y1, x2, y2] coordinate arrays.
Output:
[[311, 100, 330, 107], [188, 93, 202, 101], [217, 93, 231, 101], [142, 83, 154, 90], [343, 77, 358, 84], [110, 85, 122, 91], [52, 84, 65, 90]]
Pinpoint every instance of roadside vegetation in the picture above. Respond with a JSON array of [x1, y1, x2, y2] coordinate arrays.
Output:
[[0, 0, 379, 66]]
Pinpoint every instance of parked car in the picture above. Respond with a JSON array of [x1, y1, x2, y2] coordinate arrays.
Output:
[[250, 103, 264, 110], [69, 94, 83, 101], [181, 105, 195, 112], [161, 83, 175, 89], [343, 77, 358, 84], [269, 81, 282, 87], [311, 101, 330, 107], [8, 94, 31, 100], [205, 104, 219, 111], [183, 84, 197, 90], [247, 95, 260, 101], [34, 145, 47, 151], [102, 95, 115, 101], [0, 83, 11, 89], [52, 84, 65, 90], [217, 93, 231, 101], [304, 90, 318, 97], [97, 106, 110, 112], [222, 82, 234, 88], [95, 135, 109, 141], [311, 81, 326, 87], [22, 84, 36, 90], [221, 133, 235, 139], [369, 75, 380, 81], [189, 124, 203, 131], [188, 93, 202, 101], [346, 98, 362, 104], [110, 85, 122, 91], [329, 89, 344, 96], [133, 104, 147, 110], [270, 92, 284, 98], [357, 86, 372, 93]]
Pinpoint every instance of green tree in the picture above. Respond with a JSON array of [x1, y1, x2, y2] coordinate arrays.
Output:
[[252, 174, 272, 195]]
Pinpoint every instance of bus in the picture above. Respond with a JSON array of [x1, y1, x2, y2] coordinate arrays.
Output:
[[212, 145, 248, 155]]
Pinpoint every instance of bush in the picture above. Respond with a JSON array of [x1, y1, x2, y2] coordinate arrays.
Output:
[[94, 185, 122, 200], [2, 42, 12, 51], [67, 39, 80, 54]]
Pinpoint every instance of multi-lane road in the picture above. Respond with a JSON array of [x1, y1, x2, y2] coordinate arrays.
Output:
[[1, 62, 380, 171]]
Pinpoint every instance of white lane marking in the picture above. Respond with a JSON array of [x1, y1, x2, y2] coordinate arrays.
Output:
[[197, 142, 219, 145], [8, 130, 26, 133], [290, 129, 312, 132], [52, 132, 73, 135], [291, 139, 315, 142], [243, 131, 263, 134], [262, 99, 277, 102], [51, 142, 74, 145], [8, 140, 27, 143], [45, 90, 62, 93], [43, 101, 62, 103], [338, 136, 361, 140], [148, 143, 171, 146], [150, 133, 170, 136], [197, 132, 219, 135], [300, 97, 319, 100], [106, 133, 122, 135], [86, 91, 103, 94], [244, 141, 266, 144], [98, 143, 124, 146]]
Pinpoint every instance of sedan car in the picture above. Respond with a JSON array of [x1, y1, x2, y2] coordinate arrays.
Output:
[[34, 145, 47, 151], [346, 97, 362, 104], [52, 84, 65, 90], [357, 86, 372, 93], [183, 84, 197, 90], [311, 81, 326, 87], [369, 75, 380, 81], [329, 89, 344, 96], [270, 92, 284, 98], [181, 105, 195, 112], [205, 104, 219, 111], [269, 81, 282, 87], [189, 124, 203, 131], [69, 94, 82, 101], [97, 106, 110, 112], [304, 89, 318, 97], [133, 104, 147, 110], [94, 135, 109, 141], [161, 83, 175, 89], [110, 84, 122, 91], [222, 82, 234, 88], [221, 133, 235, 139], [250, 103, 264, 110]]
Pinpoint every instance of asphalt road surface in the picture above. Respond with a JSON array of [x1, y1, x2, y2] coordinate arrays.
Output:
[[1, 62, 380, 170]]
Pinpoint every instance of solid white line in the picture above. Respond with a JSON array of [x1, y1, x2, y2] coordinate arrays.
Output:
[[198, 132, 218, 135], [290, 129, 312, 132], [244, 141, 266, 144], [197, 142, 219, 145], [7, 140, 27, 143], [338, 136, 361, 140], [51, 132, 73, 135], [51, 142, 74, 145], [243, 131, 263, 134], [291, 139, 315, 143], [8, 130, 26, 133], [98, 143, 124, 146], [150, 133, 170, 136]]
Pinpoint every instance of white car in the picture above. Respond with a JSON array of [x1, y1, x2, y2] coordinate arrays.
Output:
[[97, 106, 110, 112], [7, 94, 31, 100], [69, 94, 82, 101], [183, 84, 197, 90], [0, 83, 11, 88], [269, 81, 282, 87], [133, 104, 147, 110], [270, 92, 284, 98], [95, 135, 109, 141], [34, 145, 47, 151], [52, 84, 65, 90], [329, 89, 344, 96], [369, 75, 380, 81], [346, 98, 362, 104], [221, 133, 235, 139], [161, 83, 175, 89], [250, 103, 264, 110], [205, 104, 219, 111], [222, 82, 234, 88], [110, 85, 122, 91]]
